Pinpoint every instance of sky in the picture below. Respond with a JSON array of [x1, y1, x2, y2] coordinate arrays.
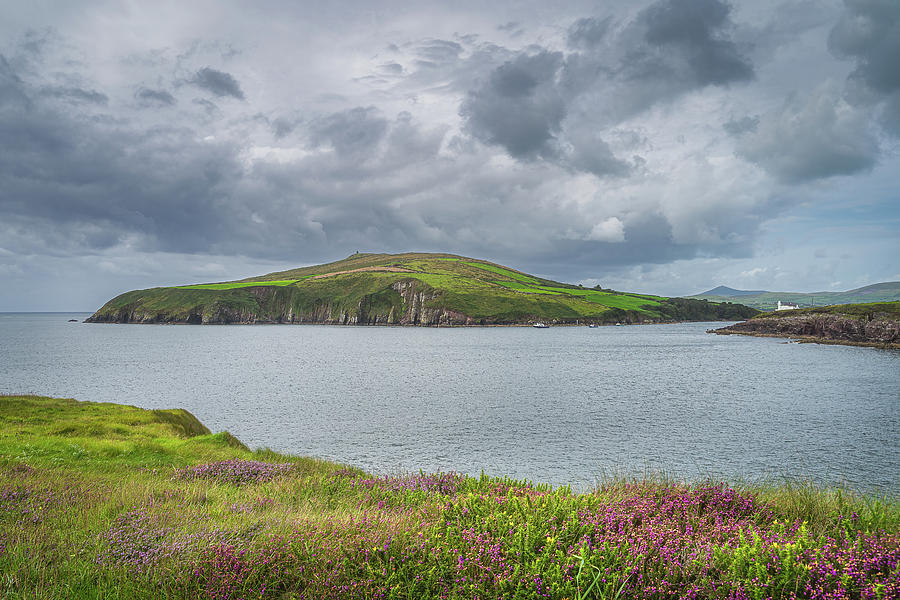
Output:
[[1, 0, 898, 311]]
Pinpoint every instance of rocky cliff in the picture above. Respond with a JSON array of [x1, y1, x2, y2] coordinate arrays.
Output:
[[86, 279, 466, 325]]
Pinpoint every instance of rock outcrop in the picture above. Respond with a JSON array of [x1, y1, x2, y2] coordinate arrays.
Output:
[[711, 311, 900, 348]]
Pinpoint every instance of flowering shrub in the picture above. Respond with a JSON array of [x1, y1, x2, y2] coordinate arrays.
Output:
[[173, 460, 292, 485], [348, 472, 464, 496], [20, 469, 900, 599]]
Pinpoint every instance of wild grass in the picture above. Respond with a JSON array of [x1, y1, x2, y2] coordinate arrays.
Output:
[[463, 261, 541, 284], [177, 281, 300, 290], [2, 395, 897, 599]]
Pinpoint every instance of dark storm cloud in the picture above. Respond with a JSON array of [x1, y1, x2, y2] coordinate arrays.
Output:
[[461, 0, 752, 173], [460, 50, 565, 159], [636, 0, 753, 86], [829, 0, 900, 94], [829, 0, 900, 135], [731, 0, 899, 183], [189, 67, 245, 100], [559, 0, 753, 123], [3, 0, 898, 309], [0, 56, 246, 254], [135, 87, 175, 106]]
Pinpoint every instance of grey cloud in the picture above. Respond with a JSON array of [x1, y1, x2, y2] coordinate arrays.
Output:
[[460, 1, 752, 172], [0, 55, 30, 108], [723, 115, 758, 135], [40, 85, 107, 104], [135, 87, 175, 106], [415, 39, 463, 65], [4, 2, 894, 305], [567, 17, 612, 49], [882, 93, 900, 135], [379, 62, 403, 75], [308, 106, 388, 156], [192, 97, 218, 114], [560, 0, 753, 124], [190, 67, 245, 100], [632, 0, 753, 86], [497, 22, 524, 37], [737, 86, 878, 182], [460, 50, 565, 158], [0, 58, 248, 255], [271, 115, 301, 138], [829, 0, 900, 94], [829, 0, 900, 135], [561, 127, 631, 177]]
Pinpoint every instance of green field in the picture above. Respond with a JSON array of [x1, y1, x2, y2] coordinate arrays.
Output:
[[87, 252, 759, 325], [463, 261, 541, 284], [1, 395, 897, 599]]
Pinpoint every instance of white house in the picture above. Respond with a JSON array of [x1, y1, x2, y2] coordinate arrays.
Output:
[[776, 300, 800, 311]]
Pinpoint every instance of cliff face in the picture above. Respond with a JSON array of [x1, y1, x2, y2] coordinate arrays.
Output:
[[711, 312, 900, 347], [86, 280, 480, 326]]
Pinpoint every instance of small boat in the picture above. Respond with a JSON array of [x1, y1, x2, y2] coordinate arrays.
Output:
[[532, 322, 549, 328], [588, 324, 598, 328]]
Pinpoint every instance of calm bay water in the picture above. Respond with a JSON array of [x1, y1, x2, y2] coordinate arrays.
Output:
[[1, 313, 898, 493]]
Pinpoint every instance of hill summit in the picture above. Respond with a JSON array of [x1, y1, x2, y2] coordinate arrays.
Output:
[[699, 285, 768, 297], [87, 252, 757, 325]]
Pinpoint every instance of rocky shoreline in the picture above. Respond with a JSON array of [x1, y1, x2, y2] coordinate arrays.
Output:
[[710, 311, 900, 349]]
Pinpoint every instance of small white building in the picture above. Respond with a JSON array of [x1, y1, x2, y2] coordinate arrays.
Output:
[[776, 300, 800, 311]]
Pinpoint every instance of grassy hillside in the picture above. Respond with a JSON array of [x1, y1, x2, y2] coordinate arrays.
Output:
[[689, 282, 900, 311], [1, 395, 898, 599], [87, 253, 758, 325]]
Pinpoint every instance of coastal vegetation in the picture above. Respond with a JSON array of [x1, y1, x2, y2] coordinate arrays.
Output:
[[712, 301, 900, 348], [2, 395, 898, 599], [86, 253, 758, 325]]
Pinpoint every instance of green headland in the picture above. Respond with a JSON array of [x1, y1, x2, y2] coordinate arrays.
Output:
[[1, 395, 897, 599], [86, 252, 758, 325]]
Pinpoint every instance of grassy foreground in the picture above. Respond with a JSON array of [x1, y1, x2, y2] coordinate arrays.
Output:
[[1, 396, 897, 599]]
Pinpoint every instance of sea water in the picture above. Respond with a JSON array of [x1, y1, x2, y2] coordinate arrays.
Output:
[[1, 313, 897, 493]]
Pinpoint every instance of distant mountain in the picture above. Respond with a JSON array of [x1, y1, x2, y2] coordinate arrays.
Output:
[[689, 282, 900, 311], [699, 285, 768, 297], [86, 252, 759, 326]]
